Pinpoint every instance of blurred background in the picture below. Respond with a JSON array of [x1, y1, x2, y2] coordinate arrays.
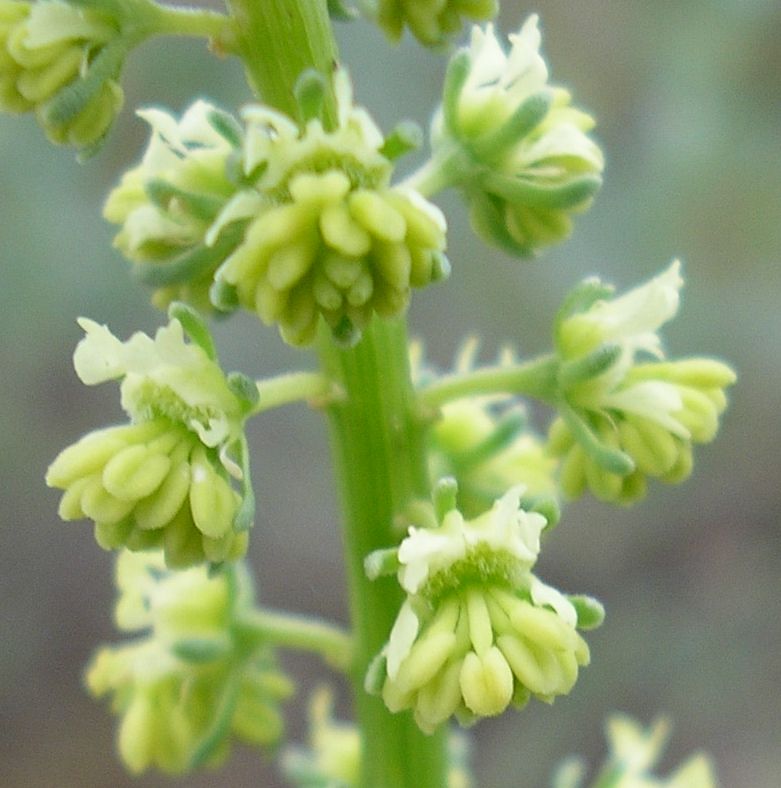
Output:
[[1, 1, 779, 786]]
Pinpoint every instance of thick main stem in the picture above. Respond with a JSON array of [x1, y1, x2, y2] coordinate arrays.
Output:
[[318, 318, 447, 788], [225, 2, 447, 785]]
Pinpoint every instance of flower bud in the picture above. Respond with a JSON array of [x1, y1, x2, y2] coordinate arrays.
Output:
[[0, 0, 126, 149], [370, 0, 498, 46], [430, 16, 603, 255], [47, 311, 255, 566]]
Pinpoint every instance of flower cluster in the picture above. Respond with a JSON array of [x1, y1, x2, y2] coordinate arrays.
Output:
[[216, 70, 448, 345], [427, 16, 604, 255], [549, 261, 736, 504], [366, 0, 498, 46], [0, 0, 125, 148], [553, 714, 718, 788], [105, 70, 448, 345], [46, 307, 256, 566], [86, 551, 293, 775], [366, 485, 602, 733], [104, 100, 244, 313]]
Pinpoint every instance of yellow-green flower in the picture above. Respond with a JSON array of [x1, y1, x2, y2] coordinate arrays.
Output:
[[0, 0, 124, 148], [104, 100, 243, 313], [550, 262, 736, 504], [86, 551, 293, 775], [366, 0, 498, 46], [46, 309, 256, 566], [426, 16, 603, 255], [216, 70, 448, 346], [367, 486, 601, 733]]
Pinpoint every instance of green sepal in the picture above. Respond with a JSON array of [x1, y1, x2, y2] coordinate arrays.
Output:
[[231, 436, 255, 533], [294, 68, 328, 125], [433, 476, 459, 521], [558, 344, 622, 390], [364, 547, 400, 581], [567, 594, 605, 630], [172, 636, 232, 664], [327, 0, 358, 21], [363, 651, 387, 695], [207, 108, 243, 148], [227, 372, 260, 411], [132, 230, 243, 287], [379, 120, 423, 161], [451, 408, 526, 470], [471, 90, 552, 160], [40, 40, 126, 127], [145, 178, 225, 222], [168, 301, 217, 360], [430, 251, 452, 282], [210, 278, 240, 313], [560, 402, 635, 476], [469, 193, 532, 256], [188, 669, 242, 770], [527, 494, 560, 530], [483, 172, 602, 210], [442, 50, 471, 134], [555, 277, 614, 334]]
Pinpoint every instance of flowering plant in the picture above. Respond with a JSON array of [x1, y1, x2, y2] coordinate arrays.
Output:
[[2, 1, 735, 785]]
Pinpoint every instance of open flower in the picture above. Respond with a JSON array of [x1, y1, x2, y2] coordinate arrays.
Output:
[[104, 100, 243, 313], [550, 262, 736, 504], [427, 16, 603, 255], [216, 70, 448, 346], [0, 0, 125, 148], [366, 486, 602, 733], [368, 0, 498, 46], [47, 309, 256, 566], [86, 551, 293, 775]]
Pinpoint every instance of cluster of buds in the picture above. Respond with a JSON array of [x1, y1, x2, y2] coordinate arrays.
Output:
[[414, 339, 559, 522], [423, 16, 604, 256], [0, 0, 127, 149], [86, 551, 293, 775], [46, 305, 256, 566], [554, 714, 718, 788], [366, 483, 602, 733], [549, 261, 735, 504], [361, 0, 497, 47], [104, 100, 244, 313], [106, 69, 448, 346]]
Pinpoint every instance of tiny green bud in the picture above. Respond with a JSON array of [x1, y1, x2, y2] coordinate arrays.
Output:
[[427, 17, 604, 255]]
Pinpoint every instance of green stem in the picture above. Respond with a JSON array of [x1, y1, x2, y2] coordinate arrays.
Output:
[[235, 609, 352, 671], [147, 4, 230, 40], [225, 3, 447, 785], [419, 353, 560, 410], [402, 141, 469, 198], [318, 317, 448, 788], [252, 371, 339, 415]]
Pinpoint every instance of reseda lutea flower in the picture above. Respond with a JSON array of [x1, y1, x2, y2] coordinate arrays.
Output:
[[104, 100, 243, 313], [46, 307, 256, 566], [0, 0, 125, 148], [424, 16, 604, 256], [549, 261, 736, 504], [366, 485, 602, 733], [216, 70, 448, 345], [86, 551, 293, 775]]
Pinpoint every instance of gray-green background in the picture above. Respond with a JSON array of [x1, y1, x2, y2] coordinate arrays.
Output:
[[1, 2, 779, 786]]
